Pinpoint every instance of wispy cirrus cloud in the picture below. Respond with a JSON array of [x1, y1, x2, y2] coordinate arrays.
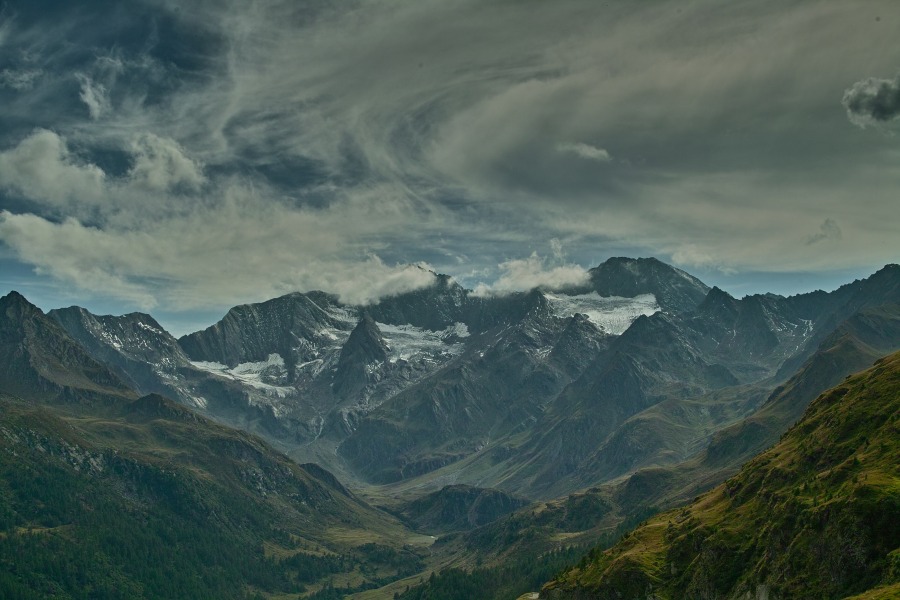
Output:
[[0, 68, 41, 90], [806, 218, 843, 245], [0, 0, 898, 325]]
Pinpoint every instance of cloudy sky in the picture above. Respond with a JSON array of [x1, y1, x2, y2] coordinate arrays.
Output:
[[1, 0, 898, 335]]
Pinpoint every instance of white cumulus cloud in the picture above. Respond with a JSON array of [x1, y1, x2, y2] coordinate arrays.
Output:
[[0, 129, 107, 208], [557, 142, 612, 162], [473, 250, 589, 296]]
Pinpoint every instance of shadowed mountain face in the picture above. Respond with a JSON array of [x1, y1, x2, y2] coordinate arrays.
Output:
[[543, 350, 900, 600], [0, 291, 135, 403], [41, 260, 900, 502]]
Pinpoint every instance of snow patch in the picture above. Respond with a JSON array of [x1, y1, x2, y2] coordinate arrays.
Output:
[[377, 322, 469, 361], [136, 320, 164, 336], [190, 353, 295, 397], [98, 329, 123, 350], [544, 292, 659, 335]]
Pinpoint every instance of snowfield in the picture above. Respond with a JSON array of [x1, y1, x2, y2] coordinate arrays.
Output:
[[544, 292, 659, 335], [190, 353, 295, 398], [378, 322, 469, 361]]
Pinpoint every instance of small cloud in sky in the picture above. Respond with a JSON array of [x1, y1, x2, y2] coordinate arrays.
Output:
[[549, 237, 565, 261], [671, 244, 737, 275], [0, 68, 42, 90], [473, 244, 589, 296], [806, 218, 842, 245], [334, 260, 438, 306], [75, 73, 110, 120], [557, 142, 612, 162], [843, 73, 900, 128], [128, 134, 205, 192]]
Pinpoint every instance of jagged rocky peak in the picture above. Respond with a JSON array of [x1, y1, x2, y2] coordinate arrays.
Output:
[[588, 256, 710, 314], [517, 288, 555, 325], [342, 314, 389, 365], [1, 291, 45, 345], [617, 310, 669, 339], [178, 290, 353, 367], [527, 287, 553, 311], [50, 306, 183, 352], [47, 305, 196, 400], [332, 314, 389, 398], [549, 313, 609, 376], [365, 273, 469, 331], [853, 262, 900, 301], [0, 290, 41, 320], [697, 285, 739, 317], [556, 312, 606, 348]]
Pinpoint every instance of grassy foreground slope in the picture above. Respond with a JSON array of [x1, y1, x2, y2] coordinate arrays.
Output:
[[543, 351, 900, 600]]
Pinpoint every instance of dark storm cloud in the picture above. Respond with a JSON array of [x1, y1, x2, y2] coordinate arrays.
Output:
[[806, 219, 843, 245], [843, 73, 900, 128]]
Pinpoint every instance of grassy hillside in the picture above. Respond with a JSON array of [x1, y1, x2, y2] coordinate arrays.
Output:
[[0, 393, 426, 599], [543, 351, 900, 599]]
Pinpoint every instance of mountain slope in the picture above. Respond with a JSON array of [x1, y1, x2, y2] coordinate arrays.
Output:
[[0, 392, 429, 599], [543, 350, 900, 600], [337, 299, 611, 485], [701, 303, 900, 474], [394, 484, 530, 534], [548, 302, 900, 537], [0, 292, 428, 598]]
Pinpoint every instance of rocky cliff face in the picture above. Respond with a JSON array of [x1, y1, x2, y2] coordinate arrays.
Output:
[[332, 314, 390, 399], [586, 257, 710, 314], [50, 306, 192, 397], [178, 291, 354, 372]]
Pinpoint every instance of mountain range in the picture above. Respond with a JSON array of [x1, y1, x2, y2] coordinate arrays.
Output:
[[42, 259, 900, 499], [2, 256, 899, 598]]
